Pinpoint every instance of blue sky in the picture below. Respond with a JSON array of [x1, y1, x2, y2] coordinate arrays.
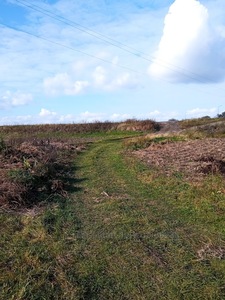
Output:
[[0, 0, 225, 124]]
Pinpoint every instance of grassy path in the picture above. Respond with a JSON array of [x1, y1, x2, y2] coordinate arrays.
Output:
[[1, 135, 225, 299], [67, 138, 225, 299]]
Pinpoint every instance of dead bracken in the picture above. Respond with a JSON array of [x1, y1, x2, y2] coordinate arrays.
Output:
[[0, 138, 82, 209], [135, 138, 225, 180]]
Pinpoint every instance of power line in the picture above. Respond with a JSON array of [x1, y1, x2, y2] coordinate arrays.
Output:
[[0, 21, 144, 76], [0, 21, 224, 98], [14, 0, 218, 85], [15, 0, 146, 58], [0, 21, 224, 101], [2, 0, 225, 96]]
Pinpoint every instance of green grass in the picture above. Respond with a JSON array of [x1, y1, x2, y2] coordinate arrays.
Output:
[[1, 132, 225, 299]]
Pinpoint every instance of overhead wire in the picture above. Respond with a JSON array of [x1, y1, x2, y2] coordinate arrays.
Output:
[[2, 0, 225, 95], [14, 0, 217, 84], [15, 0, 150, 58], [0, 21, 223, 100], [0, 21, 145, 76]]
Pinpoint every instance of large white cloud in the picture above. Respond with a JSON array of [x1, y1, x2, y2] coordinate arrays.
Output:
[[149, 0, 225, 83]]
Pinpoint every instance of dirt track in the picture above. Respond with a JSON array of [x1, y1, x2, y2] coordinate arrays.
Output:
[[135, 138, 225, 180]]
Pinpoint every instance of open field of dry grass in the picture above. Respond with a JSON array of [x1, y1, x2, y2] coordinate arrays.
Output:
[[135, 138, 225, 181]]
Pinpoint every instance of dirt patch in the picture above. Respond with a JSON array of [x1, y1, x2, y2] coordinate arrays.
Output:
[[197, 243, 225, 261], [135, 138, 225, 180]]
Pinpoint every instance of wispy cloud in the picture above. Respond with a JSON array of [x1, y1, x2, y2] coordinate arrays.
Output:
[[43, 59, 139, 96], [0, 0, 149, 102], [186, 107, 217, 118], [39, 108, 57, 117], [0, 90, 32, 108], [43, 73, 89, 96], [92, 64, 139, 91]]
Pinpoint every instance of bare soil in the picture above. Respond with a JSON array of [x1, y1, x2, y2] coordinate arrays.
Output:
[[135, 138, 225, 180]]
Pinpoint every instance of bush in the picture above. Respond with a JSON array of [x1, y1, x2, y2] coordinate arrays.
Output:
[[217, 111, 225, 118]]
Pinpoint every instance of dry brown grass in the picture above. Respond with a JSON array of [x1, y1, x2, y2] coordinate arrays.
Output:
[[117, 118, 160, 132], [134, 138, 225, 181], [0, 137, 81, 209]]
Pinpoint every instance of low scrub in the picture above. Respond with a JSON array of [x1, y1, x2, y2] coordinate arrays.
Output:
[[0, 138, 79, 208], [0, 119, 161, 139], [180, 117, 220, 129], [182, 121, 225, 139], [124, 135, 185, 150], [0, 122, 117, 138], [117, 118, 161, 132]]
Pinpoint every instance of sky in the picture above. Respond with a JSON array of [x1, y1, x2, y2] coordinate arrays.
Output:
[[0, 0, 225, 125]]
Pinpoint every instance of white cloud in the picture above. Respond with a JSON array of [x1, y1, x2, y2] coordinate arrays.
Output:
[[111, 72, 138, 90], [0, 108, 182, 125], [44, 60, 139, 97], [0, 0, 153, 115], [39, 108, 57, 117], [146, 110, 179, 121], [149, 0, 225, 83], [92, 65, 139, 91], [43, 73, 89, 96], [186, 107, 217, 118], [110, 113, 131, 121], [93, 66, 107, 86], [0, 114, 33, 125], [148, 110, 161, 117], [79, 111, 105, 122], [0, 91, 33, 108], [58, 114, 74, 123]]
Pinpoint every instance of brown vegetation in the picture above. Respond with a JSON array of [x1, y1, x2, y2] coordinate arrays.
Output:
[[0, 119, 159, 210], [117, 119, 161, 132], [0, 119, 160, 138], [0, 137, 81, 209], [135, 138, 225, 181]]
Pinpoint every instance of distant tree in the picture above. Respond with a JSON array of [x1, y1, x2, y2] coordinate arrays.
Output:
[[217, 111, 225, 118]]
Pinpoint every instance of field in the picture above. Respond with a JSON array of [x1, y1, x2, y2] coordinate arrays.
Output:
[[134, 138, 225, 181], [1, 118, 225, 299]]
